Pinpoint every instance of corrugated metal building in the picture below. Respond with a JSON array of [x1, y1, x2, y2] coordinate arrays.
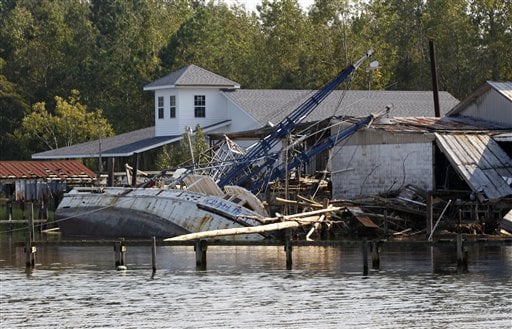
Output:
[[331, 116, 512, 203], [447, 81, 512, 127], [331, 81, 512, 203]]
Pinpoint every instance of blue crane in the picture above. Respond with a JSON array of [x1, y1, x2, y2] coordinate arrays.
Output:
[[217, 49, 374, 191]]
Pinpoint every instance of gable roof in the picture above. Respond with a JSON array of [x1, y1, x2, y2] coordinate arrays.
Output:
[[447, 81, 512, 116], [0, 160, 96, 181], [224, 89, 459, 126], [143, 64, 240, 91]]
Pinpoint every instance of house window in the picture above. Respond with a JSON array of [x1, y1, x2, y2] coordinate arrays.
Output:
[[157, 96, 164, 119], [169, 95, 176, 118], [194, 95, 205, 118]]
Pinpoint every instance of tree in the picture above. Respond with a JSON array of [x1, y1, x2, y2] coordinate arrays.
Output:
[[161, 1, 261, 88], [258, 0, 311, 88], [0, 1, 97, 106], [156, 124, 208, 170], [0, 58, 30, 159], [423, 0, 478, 98], [17, 90, 114, 152], [89, 0, 189, 132], [468, 0, 512, 83]]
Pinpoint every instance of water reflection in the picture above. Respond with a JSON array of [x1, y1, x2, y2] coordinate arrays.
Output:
[[1, 233, 511, 329]]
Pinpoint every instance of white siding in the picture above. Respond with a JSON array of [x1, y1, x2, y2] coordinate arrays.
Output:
[[154, 89, 180, 136], [331, 142, 433, 199], [154, 88, 229, 136], [226, 99, 261, 133]]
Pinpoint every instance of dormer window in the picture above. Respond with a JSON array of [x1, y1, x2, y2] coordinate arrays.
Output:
[[157, 96, 164, 119], [169, 96, 176, 118], [194, 95, 205, 118]]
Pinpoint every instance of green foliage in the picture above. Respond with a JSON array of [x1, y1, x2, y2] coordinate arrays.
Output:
[[0, 57, 30, 159], [1, 0, 511, 161], [17, 90, 114, 152], [156, 124, 208, 170]]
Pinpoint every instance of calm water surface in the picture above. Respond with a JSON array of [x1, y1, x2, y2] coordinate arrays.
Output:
[[0, 233, 511, 328]]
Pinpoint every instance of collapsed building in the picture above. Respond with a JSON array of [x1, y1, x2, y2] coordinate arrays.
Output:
[[329, 81, 512, 237]]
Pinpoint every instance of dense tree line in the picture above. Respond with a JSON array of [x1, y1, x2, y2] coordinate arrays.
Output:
[[1, 0, 511, 160]]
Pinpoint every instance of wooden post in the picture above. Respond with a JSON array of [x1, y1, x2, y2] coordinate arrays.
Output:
[[7, 198, 13, 233], [30, 202, 35, 239], [371, 241, 380, 270], [426, 191, 433, 238], [383, 209, 388, 236], [362, 238, 368, 275], [151, 236, 157, 274], [107, 157, 115, 187], [194, 240, 207, 270], [456, 233, 467, 270], [114, 239, 127, 270], [284, 229, 293, 270], [24, 230, 36, 269], [131, 153, 139, 187]]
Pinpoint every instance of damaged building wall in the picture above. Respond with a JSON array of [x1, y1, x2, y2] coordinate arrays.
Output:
[[331, 128, 434, 199]]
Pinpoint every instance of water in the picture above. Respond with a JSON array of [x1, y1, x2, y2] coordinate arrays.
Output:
[[1, 235, 511, 328]]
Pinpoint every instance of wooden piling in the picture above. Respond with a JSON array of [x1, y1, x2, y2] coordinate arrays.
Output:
[[284, 230, 293, 270], [114, 239, 127, 270], [194, 240, 207, 270], [362, 238, 368, 275], [383, 209, 388, 236], [24, 231, 36, 269], [456, 233, 467, 270], [30, 202, 35, 240], [371, 241, 380, 269], [426, 191, 433, 238], [151, 236, 157, 274]]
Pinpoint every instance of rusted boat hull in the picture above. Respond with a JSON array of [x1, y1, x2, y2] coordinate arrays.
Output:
[[55, 187, 266, 240]]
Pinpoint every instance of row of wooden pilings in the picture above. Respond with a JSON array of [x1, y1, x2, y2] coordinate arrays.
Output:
[[23, 234, 473, 275], [107, 237, 385, 273]]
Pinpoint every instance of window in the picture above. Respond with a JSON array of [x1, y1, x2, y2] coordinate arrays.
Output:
[[169, 95, 176, 118], [157, 96, 164, 119], [194, 95, 205, 118]]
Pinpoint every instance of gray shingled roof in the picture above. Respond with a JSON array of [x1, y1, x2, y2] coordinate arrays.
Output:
[[31, 120, 232, 159], [32, 127, 180, 159], [223, 89, 459, 125], [143, 64, 240, 90]]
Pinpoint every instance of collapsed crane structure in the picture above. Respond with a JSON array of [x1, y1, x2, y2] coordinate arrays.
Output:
[[184, 49, 382, 199], [55, 49, 384, 240]]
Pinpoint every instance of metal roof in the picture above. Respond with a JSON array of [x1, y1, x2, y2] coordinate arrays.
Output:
[[31, 127, 169, 159], [31, 121, 231, 159], [224, 89, 459, 125], [143, 65, 240, 91], [0, 160, 96, 181], [374, 116, 507, 133], [435, 133, 512, 201], [488, 81, 512, 101]]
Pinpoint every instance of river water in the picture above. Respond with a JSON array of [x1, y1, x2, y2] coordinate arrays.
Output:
[[0, 233, 511, 328]]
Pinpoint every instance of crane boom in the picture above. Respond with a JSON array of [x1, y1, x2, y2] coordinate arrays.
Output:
[[217, 49, 373, 189]]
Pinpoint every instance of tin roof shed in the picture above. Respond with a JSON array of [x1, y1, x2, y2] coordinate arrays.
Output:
[[434, 133, 512, 201]]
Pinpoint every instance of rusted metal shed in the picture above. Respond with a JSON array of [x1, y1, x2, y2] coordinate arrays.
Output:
[[0, 160, 96, 202]]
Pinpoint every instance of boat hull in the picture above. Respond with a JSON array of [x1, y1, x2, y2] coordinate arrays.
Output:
[[55, 187, 266, 240]]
